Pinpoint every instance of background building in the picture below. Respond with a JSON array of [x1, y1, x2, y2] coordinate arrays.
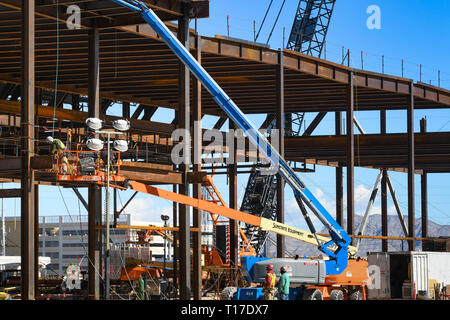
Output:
[[3, 214, 213, 277]]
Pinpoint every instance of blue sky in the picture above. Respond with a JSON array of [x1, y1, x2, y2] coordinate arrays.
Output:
[[2, 0, 449, 234]]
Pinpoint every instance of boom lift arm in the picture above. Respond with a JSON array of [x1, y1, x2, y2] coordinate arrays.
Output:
[[110, 0, 352, 275]]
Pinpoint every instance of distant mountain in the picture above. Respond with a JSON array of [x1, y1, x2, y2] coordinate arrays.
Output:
[[266, 214, 450, 258]]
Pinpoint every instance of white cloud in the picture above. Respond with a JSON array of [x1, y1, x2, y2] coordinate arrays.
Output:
[[354, 184, 373, 207], [283, 187, 336, 231], [124, 196, 173, 225]]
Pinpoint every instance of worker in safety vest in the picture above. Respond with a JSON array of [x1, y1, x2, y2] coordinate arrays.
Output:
[[263, 263, 277, 300], [47, 136, 66, 154], [0, 291, 11, 300], [47, 136, 68, 174]]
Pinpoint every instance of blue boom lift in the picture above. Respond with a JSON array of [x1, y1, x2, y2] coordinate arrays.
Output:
[[109, 0, 368, 300]]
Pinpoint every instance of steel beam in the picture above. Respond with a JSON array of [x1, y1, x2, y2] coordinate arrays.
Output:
[[34, 185, 39, 297], [88, 184, 102, 299], [276, 49, 285, 258], [380, 109, 388, 252], [0, 188, 22, 198], [228, 120, 239, 284], [88, 28, 100, 118], [122, 101, 130, 118], [407, 82, 415, 250], [172, 180, 178, 292], [303, 112, 327, 136], [177, 5, 191, 299], [72, 187, 89, 211], [20, 0, 36, 300], [0, 98, 175, 135], [192, 33, 202, 300], [420, 118, 428, 239], [88, 26, 102, 299], [346, 72, 354, 240], [335, 111, 343, 226], [386, 175, 408, 237], [381, 170, 389, 252]]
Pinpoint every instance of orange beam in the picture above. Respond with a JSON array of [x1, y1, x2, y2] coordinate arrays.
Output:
[[127, 180, 262, 227]]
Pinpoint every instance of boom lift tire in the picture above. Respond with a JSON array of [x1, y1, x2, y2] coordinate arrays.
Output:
[[349, 289, 363, 300], [220, 287, 238, 300], [302, 289, 323, 300], [329, 289, 344, 300]]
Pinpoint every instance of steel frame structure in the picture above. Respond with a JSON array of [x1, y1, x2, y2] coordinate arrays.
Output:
[[0, 0, 448, 300]]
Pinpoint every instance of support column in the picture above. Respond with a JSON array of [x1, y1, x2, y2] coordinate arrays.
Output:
[[34, 185, 39, 297], [346, 72, 355, 240], [20, 0, 36, 300], [228, 121, 239, 284], [335, 112, 343, 226], [178, 5, 191, 299], [88, 27, 102, 299], [123, 101, 130, 119], [172, 181, 178, 291], [420, 118, 428, 239], [88, 185, 102, 299], [88, 28, 100, 119], [192, 34, 202, 300], [276, 49, 285, 258], [407, 82, 415, 251], [380, 110, 388, 252]]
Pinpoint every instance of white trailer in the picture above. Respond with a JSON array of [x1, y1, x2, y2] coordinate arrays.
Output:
[[367, 251, 450, 299]]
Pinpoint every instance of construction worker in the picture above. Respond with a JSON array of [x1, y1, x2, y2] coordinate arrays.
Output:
[[47, 136, 68, 174], [47, 136, 66, 154], [262, 263, 277, 300], [0, 291, 11, 300], [278, 266, 290, 300]]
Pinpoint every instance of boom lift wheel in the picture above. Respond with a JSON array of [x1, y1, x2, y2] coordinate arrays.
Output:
[[302, 289, 323, 300], [349, 289, 363, 300], [330, 289, 344, 300], [220, 287, 238, 300]]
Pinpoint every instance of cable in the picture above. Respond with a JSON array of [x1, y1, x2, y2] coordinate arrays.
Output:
[[254, 0, 274, 42], [266, 0, 286, 45], [52, 0, 60, 137]]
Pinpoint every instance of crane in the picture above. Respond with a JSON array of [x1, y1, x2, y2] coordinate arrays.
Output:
[[287, 0, 336, 57], [108, 0, 369, 300]]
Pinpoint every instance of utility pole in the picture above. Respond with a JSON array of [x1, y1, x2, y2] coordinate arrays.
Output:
[[85, 117, 129, 300]]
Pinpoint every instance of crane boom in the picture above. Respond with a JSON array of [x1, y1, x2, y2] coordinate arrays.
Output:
[[109, 0, 352, 275]]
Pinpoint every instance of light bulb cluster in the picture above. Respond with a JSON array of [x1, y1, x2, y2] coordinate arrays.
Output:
[[85, 117, 130, 152]]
